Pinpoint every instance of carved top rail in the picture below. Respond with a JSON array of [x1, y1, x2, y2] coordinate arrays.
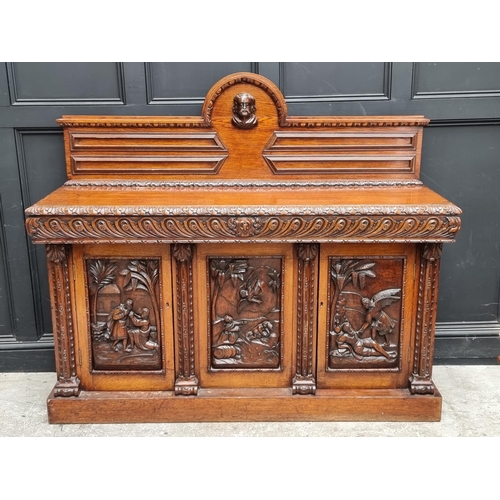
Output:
[[25, 72, 461, 244]]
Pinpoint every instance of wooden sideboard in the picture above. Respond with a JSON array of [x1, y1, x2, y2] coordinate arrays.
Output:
[[25, 72, 461, 423]]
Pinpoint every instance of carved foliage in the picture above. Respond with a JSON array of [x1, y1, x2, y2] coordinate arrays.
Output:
[[209, 256, 282, 369], [86, 258, 162, 371], [328, 258, 404, 370]]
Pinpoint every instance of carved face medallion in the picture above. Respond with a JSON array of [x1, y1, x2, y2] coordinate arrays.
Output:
[[232, 92, 258, 129], [227, 217, 263, 237]]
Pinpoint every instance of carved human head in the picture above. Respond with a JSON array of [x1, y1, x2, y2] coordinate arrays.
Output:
[[232, 93, 258, 129]]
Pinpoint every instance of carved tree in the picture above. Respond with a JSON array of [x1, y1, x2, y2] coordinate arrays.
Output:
[[120, 260, 160, 325], [330, 260, 376, 332], [88, 260, 117, 327], [210, 259, 248, 319]]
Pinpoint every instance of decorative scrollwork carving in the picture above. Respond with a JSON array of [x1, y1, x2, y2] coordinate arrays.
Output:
[[26, 214, 461, 244]]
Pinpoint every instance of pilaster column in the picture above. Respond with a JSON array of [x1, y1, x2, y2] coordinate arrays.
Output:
[[410, 243, 443, 395], [293, 243, 318, 395], [173, 244, 199, 395], [46, 244, 80, 397]]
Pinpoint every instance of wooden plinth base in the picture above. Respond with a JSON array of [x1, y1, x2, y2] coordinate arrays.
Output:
[[47, 387, 442, 423]]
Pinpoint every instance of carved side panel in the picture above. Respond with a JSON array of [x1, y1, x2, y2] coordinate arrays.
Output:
[[46, 244, 81, 397], [410, 243, 443, 394], [208, 256, 283, 369], [293, 244, 318, 394], [86, 258, 162, 371], [328, 257, 404, 370], [173, 244, 199, 395]]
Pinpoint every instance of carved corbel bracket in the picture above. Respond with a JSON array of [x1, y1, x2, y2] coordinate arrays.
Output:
[[46, 244, 81, 397], [410, 243, 443, 395], [173, 244, 199, 395], [293, 243, 319, 395]]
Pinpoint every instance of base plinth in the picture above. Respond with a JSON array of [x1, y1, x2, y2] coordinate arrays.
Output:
[[47, 387, 442, 424]]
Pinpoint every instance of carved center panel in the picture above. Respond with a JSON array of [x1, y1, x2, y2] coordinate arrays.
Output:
[[328, 257, 404, 370], [86, 258, 162, 371], [208, 256, 283, 369]]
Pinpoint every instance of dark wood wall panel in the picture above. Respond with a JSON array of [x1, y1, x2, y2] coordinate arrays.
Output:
[[7, 62, 125, 105], [0, 61, 499, 369], [146, 62, 256, 103], [421, 125, 500, 322], [16, 130, 67, 335], [281, 62, 391, 101], [0, 196, 15, 339], [413, 62, 500, 98]]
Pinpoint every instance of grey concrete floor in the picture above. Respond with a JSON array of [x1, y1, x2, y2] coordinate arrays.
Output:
[[0, 365, 499, 436]]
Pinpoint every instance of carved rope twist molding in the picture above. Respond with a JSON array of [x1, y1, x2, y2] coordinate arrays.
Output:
[[26, 215, 461, 243]]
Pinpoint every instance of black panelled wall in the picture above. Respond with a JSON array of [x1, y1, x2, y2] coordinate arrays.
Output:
[[0, 62, 499, 371]]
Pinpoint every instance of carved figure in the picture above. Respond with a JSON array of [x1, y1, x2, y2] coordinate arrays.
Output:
[[337, 326, 396, 360], [238, 274, 263, 309], [217, 315, 245, 344], [359, 288, 401, 344], [107, 299, 133, 351], [247, 320, 274, 341], [127, 307, 158, 351], [232, 92, 258, 129]]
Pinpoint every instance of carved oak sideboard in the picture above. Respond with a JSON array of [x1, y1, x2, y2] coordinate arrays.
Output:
[[25, 72, 461, 423]]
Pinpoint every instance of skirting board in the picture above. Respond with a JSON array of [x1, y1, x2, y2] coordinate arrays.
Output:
[[47, 387, 442, 424]]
